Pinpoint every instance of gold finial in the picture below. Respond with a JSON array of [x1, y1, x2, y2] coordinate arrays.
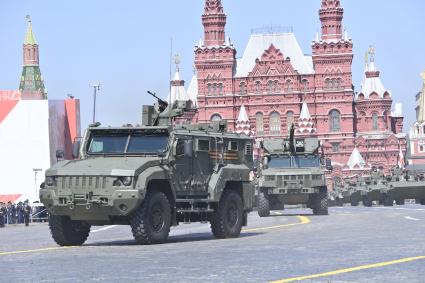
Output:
[[174, 54, 181, 72], [174, 54, 181, 66], [368, 45, 375, 62], [26, 15, 31, 23]]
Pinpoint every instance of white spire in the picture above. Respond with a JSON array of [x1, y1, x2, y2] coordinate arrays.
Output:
[[167, 55, 189, 104], [237, 105, 249, 123], [300, 102, 311, 120], [357, 46, 390, 100], [344, 29, 349, 41], [347, 147, 366, 169], [225, 36, 230, 46], [392, 103, 403, 117], [198, 37, 204, 47], [187, 73, 198, 107], [315, 32, 320, 42]]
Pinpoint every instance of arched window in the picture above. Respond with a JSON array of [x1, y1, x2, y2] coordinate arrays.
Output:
[[274, 80, 279, 93], [337, 78, 342, 89], [302, 79, 308, 91], [207, 84, 212, 95], [240, 82, 247, 95], [270, 112, 281, 135], [329, 110, 341, 132], [256, 113, 264, 135], [211, 114, 222, 122], [287, 111, 294, 131], [212, 83, 217, 96], [268, 81, 274, 94], [372, 112, 378, 130], [286, 80, 292, 92], [255, 81, 261, 94], [219, 83, 223, 95], [331, 79, 337, 90], [325, 79, 330, 90]]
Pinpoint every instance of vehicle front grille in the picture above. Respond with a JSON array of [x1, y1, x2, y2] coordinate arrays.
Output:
[[58, 176, 107, 189]]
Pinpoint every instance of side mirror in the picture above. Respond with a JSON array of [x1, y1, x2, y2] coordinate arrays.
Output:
[[56, 149, 65, 161], [325, 158, 333, 171], [157, 150, 166, 158], [184, 140, 193, 158], [72, 141, 81, 159]]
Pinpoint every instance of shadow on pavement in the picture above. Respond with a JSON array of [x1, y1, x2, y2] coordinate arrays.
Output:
[[84, 232, 262, 247]]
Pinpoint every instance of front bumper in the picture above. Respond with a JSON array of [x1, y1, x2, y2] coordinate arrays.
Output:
[[40, 188, 142, 221]]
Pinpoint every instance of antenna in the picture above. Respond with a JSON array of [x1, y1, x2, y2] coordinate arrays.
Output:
[[169, 38, 173, 126]]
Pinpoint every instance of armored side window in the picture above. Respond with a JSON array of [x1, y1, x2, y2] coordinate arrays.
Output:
[[228, 141, 238, 151], [245, 142, 253, 156], [176, 139, 185, 156], [197, 139, 210, 151]]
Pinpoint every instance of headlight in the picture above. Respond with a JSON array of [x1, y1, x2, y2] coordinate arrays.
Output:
[[122, 176, 132, 186], [46, 176, 56, 186], [114, 176, 132, 187]]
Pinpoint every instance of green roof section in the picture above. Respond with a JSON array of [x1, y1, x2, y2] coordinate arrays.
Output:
[[24, 15, 37, 45]]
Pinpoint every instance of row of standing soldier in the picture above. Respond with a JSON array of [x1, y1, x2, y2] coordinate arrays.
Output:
[[0, 201, 31, 228]]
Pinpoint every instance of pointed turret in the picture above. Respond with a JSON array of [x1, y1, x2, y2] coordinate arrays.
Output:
[[417, 71, 425, 122], [235, 105, 252, 136], [357, 47, 390, 100], [167, 55, 189, 104], [187, 66, 198, 107], [319, 0, 344, 41], [19, 16, 46, 99], [295, 102, 316, 135], [202, 0, 227, 46], [347, 147, 366, 169]]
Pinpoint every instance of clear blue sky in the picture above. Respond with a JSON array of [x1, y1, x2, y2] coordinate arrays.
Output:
[[1, 0, 424, 131]]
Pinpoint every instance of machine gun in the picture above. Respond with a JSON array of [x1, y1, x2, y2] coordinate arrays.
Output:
[[147, 90, 168, 113]]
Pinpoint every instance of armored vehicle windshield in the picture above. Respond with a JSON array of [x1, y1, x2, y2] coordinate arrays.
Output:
[[86, 128, 169, 156], [267, 155, 320, 169]]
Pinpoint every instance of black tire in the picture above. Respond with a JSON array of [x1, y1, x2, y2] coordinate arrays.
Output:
[[350, 199, 359, 207], [210, 190, 244, 239], [48, 215, 91, 246], [129, 190, 171, 245], [312, 189, 328, 215], [336, 198, 344, 207], [362, 197, 372, 207], [420, 199, 425, 206], [396, 199, 405, 205], [257, 191, 270, 217], [383, 194, 394, 207]]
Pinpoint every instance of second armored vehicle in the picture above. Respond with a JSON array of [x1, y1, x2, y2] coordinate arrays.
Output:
[[256, 126, 332, 216]]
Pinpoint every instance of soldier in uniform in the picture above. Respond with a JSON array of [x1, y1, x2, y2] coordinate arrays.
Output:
[[0, 202, 6, 227], [23, 201, 32, 226]]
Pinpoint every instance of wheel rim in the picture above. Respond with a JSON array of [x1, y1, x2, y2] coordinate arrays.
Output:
[[150, 203, 164, 232], [226, 201, 238, 227]]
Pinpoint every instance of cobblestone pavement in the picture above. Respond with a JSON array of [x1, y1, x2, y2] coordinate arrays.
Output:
[[1, 205, 424, 283]]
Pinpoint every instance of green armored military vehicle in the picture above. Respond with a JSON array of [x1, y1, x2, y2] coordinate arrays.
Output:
[[386, 166, 425, 205], [40, 94, 255, 246], [256, 126, 332, 217], [361, 168, 391, 206]]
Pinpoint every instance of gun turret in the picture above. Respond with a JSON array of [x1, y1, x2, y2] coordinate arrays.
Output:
[[147, 91, 168, 113]]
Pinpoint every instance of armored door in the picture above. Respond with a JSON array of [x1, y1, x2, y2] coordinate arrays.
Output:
[[192, 137, 213, 193], [173, 137, 193, 194]]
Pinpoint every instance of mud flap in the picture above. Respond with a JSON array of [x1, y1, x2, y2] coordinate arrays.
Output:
[[242, 212, 248, 227]]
